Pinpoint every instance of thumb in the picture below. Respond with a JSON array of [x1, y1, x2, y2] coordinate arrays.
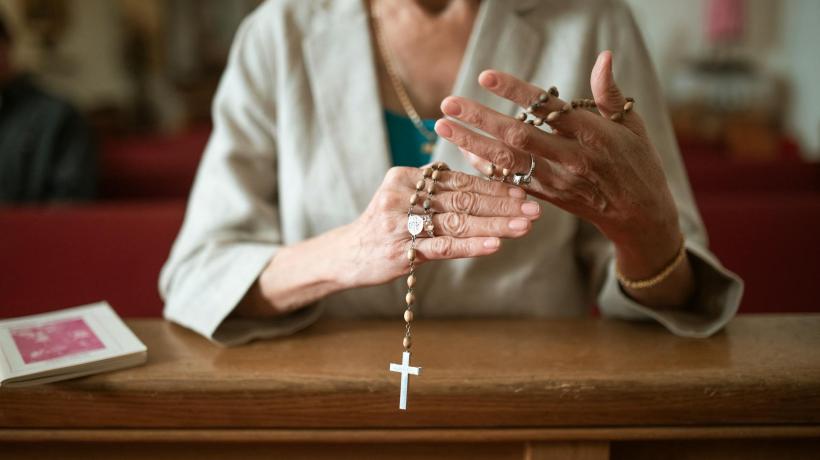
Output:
[[590, 50, 626, 117]]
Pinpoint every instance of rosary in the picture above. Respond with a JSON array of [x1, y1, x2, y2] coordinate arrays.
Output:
[[389, 88, 638, 411], [389, 161, 446, 410]]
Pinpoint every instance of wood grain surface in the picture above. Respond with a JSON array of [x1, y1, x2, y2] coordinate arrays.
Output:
[[1, 316, 819, 430]]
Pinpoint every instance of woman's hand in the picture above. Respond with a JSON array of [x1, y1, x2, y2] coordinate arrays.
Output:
[[435, 51, 679, 279], [434, 51, 694, 307], [238, 164, 541, 318], [339, 165, 541, 288]]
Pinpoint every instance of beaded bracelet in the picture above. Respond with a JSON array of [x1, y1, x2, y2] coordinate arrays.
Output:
[[391, 161, 448, 411]]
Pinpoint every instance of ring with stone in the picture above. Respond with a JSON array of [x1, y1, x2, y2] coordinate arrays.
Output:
[[512, 155, 536, 186]]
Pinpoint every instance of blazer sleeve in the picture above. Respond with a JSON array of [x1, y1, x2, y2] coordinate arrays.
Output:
[[159, 8, 322, 347], [575, 0, 744, 338]]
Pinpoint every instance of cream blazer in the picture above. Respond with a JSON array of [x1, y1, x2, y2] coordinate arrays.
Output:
[[160, 0, 743, 346]]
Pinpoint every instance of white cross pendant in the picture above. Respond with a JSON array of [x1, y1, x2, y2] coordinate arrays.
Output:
[[389, 351, 421, 410]]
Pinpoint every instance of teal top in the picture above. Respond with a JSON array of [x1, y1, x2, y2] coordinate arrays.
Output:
[[384, 110, 438, 168]]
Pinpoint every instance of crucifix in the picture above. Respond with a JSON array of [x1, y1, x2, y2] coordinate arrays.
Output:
[[389, 351, 421, 410]]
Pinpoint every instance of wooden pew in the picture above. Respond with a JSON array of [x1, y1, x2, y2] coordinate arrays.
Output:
[[1, 316, 819, 459]]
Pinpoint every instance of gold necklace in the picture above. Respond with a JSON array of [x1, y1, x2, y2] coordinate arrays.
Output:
[[371, 9, 438, 155]]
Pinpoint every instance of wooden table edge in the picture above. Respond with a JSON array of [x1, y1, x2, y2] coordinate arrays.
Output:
[[2, 425, 819, 443]]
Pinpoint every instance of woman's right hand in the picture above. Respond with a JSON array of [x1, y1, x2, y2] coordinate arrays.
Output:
[[338, 165, 542, 288]]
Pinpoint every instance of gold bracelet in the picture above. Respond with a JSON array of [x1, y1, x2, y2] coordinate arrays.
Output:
[[616, 237, 687, 290]]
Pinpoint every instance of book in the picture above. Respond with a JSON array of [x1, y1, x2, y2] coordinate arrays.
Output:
[[0, 302, 147, 388]]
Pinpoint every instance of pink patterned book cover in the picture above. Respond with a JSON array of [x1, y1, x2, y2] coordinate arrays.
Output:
[[10, 317, 106, 364]]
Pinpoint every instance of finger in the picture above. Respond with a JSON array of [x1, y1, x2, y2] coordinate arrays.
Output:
[[432, 191, 541, 219], [431, 212, 532, 238], [393, 164, 526, 199], [435, 118, 531, 173], [476, 70, 607, 142], [590, 50, 644, 135], [460, 147, 493, 176], [415, 236, 501, 262], [430, 168, 526, 199], [438, 97, 578, 166]]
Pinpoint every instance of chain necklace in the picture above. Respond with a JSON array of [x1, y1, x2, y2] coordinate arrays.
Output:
[[371, 8, 438, 155]]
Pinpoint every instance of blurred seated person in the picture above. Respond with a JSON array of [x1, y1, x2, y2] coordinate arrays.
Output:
[[160, 0, 743, 346], [0, 16, 96, 203]]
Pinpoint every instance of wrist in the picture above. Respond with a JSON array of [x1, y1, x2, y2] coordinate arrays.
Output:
[[258, 224, 358, 313], [611, 217, 683, 282]]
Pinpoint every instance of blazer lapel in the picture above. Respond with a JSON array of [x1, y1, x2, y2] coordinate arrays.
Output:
[[303, 0, 391, 214]]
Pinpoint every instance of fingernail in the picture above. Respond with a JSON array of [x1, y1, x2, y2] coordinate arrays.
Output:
[[508, 218, 529, 230], [442, 99, 462, 116], [508, 187, 526, 198], [522, 201, 540, 216], [483, 237, 500, 249], [479, 71, 498, 88], [434, 120, 453, 138]]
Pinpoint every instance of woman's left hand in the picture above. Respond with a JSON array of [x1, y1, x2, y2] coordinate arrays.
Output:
[[434, 51, 683, 282]]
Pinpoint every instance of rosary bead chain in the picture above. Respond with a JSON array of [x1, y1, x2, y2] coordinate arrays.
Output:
[[403, 162, 449, 351], [404, 233, 417, 351]]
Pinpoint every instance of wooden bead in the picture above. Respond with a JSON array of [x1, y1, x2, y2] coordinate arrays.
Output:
[[422, 167, 432, 178], [431, 169, 441, 180], [525, 106, 534, 114], [404, 309, 414, 323], [560, 103, 571, 114], [549, 86, 559, 97], [426, 183, 435, 194], [403, 336, 412, 349], [502, 168, 511, 177], [487, 163, 496, 176], [415, 180, 425, 191], [546, 111, 561, 123], [530, 102, 542, 111], [516, 112, 527, 121], [626, 97, 635, 103], [406, 248, 416, 261], [405, 291, 416, 306], [533, 117, 543, 126], [610, 112, 624, 122], [410, 193, 419, 205], [407, 274, 416, 288], [571, 100, 579, 109], [538, 92, 548, 102], [624, 101, 634, 112], [423, 198, 431, 210], [434, 162, 448, 170]]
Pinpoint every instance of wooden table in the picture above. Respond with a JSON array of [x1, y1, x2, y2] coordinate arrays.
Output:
[[2, 316, 819, 459]]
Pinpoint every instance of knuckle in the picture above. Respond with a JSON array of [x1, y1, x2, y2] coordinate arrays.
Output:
[[442, 213, 468, 236], [433, 237, 457, 258], [450, 172, 472, 191], [451, 191, 477, 213], [377, 191, 397, 210], [576, 128, 603, 152], [504, 124, 531, 151], [457, 130, 478, 153], [498, 199, 515, 216], [380, 214, 398, 234], [463, 107, 485, 127], [494, 148, 517, 169], [553, 176, 572, 193], [566, 156, 592, 176], [383, 166, 403, 184]]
